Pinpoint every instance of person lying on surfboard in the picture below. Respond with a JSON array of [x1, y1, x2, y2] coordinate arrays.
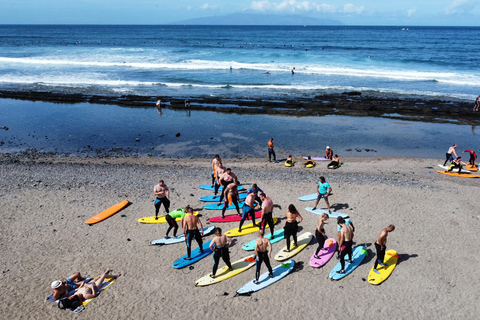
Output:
[[304, 156, 316, 167], [373, 225, 395, 274], [446, 157, 467, 174]]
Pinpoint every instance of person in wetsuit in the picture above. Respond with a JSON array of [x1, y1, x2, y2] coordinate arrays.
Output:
[[443, 144, 458, 166], [328, 154, 340, 169], [165, 208, 185, 238], [259, 192, 275, 239], [254, 230, 273, 284], [239, 191, 261, 231], [211, 154, 223, 187], [462, 149, 477, 166], [314, 213, 329, 258], [221, 181, 241, 218], [182, 206, 204, 260], [247, 183, 264, 206], [447, 157, 467, 173], [209, 227, 233, 278], [325, 146, 333, 160], [283, 204, 303, 252], [373, 224, 395, 274], [304, 156, 316, 167], [337, 218, 353, 274], [153, 180, 170, 219], [268, 138, 276, 162], [218, 168, 238, 203]]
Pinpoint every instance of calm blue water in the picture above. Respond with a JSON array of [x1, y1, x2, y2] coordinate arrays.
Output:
[[1, 25, 480, 101]]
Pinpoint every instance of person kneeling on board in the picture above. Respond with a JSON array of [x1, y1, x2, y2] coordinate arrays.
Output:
[[447, 157, 466, 173], [304, 156, 316, 167], [284, 204, 303, 252], [209, 228, 233, 278], [254, 230, 273, 284], [373, 225, 395, 274], [239, 191, 261, 231]]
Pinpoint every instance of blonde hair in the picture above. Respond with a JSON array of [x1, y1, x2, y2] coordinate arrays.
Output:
[[214, 227, 222, 236], [321, 213, 329, 219]]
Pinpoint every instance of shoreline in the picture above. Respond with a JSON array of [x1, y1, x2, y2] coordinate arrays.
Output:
[[1, 90, 479, 126]]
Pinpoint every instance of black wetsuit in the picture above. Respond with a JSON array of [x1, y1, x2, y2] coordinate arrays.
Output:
[[284, 221, 298, 251], [155, 197, 170, 217], [444, 153, 452, 166], [165, 214, 178, 237], [374, 242, 386, 270], [186, 229, 203, 258], [261, 212, 275, 238], [328, 161, 339, 168], [218, 180, 234, 203], [268, 148, 276, 162], [255, 251, 273, 281], [314, 228, 326, 256], [340, 240, 353, 270], [448, 162, 462, 173], [212, 246, 232, 276], [221, 193, 240, 217], [239, 204, 256, 230]]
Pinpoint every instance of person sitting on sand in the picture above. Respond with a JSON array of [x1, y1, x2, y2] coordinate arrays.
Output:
[[314, 213, 329, 259], [283, 204, 303, 252], [254, 230, 273, 284], [285, 155, 294, 166], [209, 227, 233, 278], [313, 176, 332, 213], [259, 192, 275, 239], [462, 149, 476, 166], [59, 269, 121, 309], [239, 191, 261, 231], [182, 206, 205, 260], [304, 156, 316, 167], [447, 157, 467, 173], [51, 272, 86, 301], [154, 180, 170, 219], [373, 225, 395, 274], [221, 181, 241, 218], [268, 138, 276, 162], [328, 154, 340, 169], [337, 218, 354, 274], [325, 146, 333, 160], [443, 144, 458, 166]]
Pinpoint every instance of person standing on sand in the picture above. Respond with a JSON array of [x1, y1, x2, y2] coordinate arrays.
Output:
[[239, 191, 261, 230], [337, 218, 353, 274], [283, 204, 303, 252], [247, 183, 264, 206], [373, 225, 395, 274], [214, 165, 226, 197], [182, 206, 204, 260], [474, 95, 479, 111], [325, 146, 333, 160], [154, 180, 170, 219], [209, 227, 233, 278], [313, 213, 329, 259], [211, 154, 223, 187], [268, 138, 276, 162], [221, 181, 241, 218], [259, 192, 275, 239], [165, 208, 185, 238], [462, 149, 476, 166], [313, 176, 332, 213], [254, 230, 273, 284], [336, 216, 354, 258], [443, 144, 458, 166], [218, 168, 238, 203]]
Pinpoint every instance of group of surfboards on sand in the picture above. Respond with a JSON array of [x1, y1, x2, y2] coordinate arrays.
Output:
[[441, 144, 479, 174]]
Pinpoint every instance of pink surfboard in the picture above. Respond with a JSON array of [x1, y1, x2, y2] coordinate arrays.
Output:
[[208, 211, 262, 223], [309, 238, 337, 268]]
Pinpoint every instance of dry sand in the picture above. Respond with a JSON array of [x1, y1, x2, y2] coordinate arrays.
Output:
[[1, 155, 479, 319]]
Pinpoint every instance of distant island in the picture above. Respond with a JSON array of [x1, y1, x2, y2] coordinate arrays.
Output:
[[170, 13, 344, 26]]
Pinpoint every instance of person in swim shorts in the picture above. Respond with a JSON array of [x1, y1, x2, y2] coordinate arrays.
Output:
[[209, 227, 233, 278], [154, 180, 170, 219], [268, 138, 276, 162], [337, 218, 353, 274], [239, 191, 261, 231], [50, 272, 86, 301], [314, 213, 329, 258], [254, 230, 273, 284], [259, 192, 275, 239], [373, 225, 395, 274], [182, 206, 205, 260], [443, 144, 458, 166], [283, 204, 303, 252], [313, 176, 332, 213], [64, 269, 120, 304]]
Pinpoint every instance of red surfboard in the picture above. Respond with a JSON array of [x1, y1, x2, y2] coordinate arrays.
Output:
[[208, 211, 262, 223]]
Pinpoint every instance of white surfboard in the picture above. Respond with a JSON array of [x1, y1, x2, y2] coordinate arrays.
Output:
[[305, 207, 349, 219]]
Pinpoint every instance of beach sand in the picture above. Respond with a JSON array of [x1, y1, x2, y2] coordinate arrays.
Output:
[[1, 155, 479, 319]]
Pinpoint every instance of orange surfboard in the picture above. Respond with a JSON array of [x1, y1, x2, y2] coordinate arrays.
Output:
[[437, 170, 479, 178], [466, 164, 478, 172], [85, 200, 129, 225]]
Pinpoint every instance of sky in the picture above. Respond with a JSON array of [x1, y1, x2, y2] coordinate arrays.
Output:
[[1, 0, 479, 26]]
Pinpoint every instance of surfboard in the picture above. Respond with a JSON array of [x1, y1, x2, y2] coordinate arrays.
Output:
[[151, 226, 215, 245], [236, 260, 295, 295], [329, 245, 367, 280], [437, 170, 479, 178], [85, 200, 129, 225], [305, 207, 349, 219], [242, 229, 285, 251], [298, 193, 317, 201], [204, 202, 245, 210], [310, 238, 337, 268], [303, 157, 329, 161], [199, 184, 245, 191], [172, 240, 214, 269], [225, 218, 278, 237], [274, 232, 312, 261], [138, 210, 198, 224], [305, 163, 315, 168], [466, 164, 478, 171], [368, 249, 398, 285], [194, 255, 256, 287], [285, 161, 295, 167], [82, 276, 116, 306], [199, 193, 247, 202], [437, 164, 471, 173], [208, 211, 262, 223], [328, 163, 342, 169]]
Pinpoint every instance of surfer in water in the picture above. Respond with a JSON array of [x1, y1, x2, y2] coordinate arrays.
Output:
[[154, 180, 170, 219], [443, 144, 458, 166], [221, 181, 242, 218], [313, 176, 332, 214], [209, 228, 233, 278], [314, 213, 329, 259], [268, 138, 276, 162], [284, 204, 303, 252], [182, 206, 205, 260], [239, 191, 261, 231], [254, 230, 273, 284], [373, 225, 395, 274], [337, 218, 353, 274], [259, 192, 275, 239]]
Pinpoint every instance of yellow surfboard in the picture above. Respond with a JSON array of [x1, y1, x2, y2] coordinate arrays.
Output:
[[195, 255, 256, 287], [274, 232, 313, 261], [85, 200, 129, 225], [437, 170, 479, 178], [368, 250, 398, 285], [82, 276, 116, 306], [138, 211, 198, 224], [224, 218, 278, 237]]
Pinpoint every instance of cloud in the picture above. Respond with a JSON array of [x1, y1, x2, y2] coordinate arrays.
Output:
[[444, 0, 478, 14], [200, 3, 217, 11], [407, 7, 417, 17], [250, 1, 363, 14]]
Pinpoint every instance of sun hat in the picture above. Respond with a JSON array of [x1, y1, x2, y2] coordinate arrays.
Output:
[[51, 280, 62, 289]]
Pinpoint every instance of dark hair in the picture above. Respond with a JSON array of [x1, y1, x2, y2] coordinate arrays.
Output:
[[226, 168, 231, 171], [319, 176, 325, 182], [58, 295, 82, 310], [252, 183, 257, 188], [288, 204, 298, 214], [388, 224, 395, 231], [337, 218, 345, 225], [334, 154, 338, 157], [259, 192, 266, 197], [235, 180, 240, 185], [159, 180, 164, 183], [185, 206, 193, 212], [214, 227, 222, 236]]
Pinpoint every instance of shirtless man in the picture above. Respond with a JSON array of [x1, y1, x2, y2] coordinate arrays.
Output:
[[328, 154, 340, 169], [182, 206, 205, 260], [50, 272, 86, 301], [153, 180, 170, 219], [325, 146, 333, 160], [214, 165, 226, 197], [267, 138, 276, 162], [284, 204, 303, 252], [336, 217, 355, 258], [259, 192, 275, 239], [304, 156, 316, 167], [313, 176, 332, 213], [63, 269, 121, 305], [218, 168, 238, 203], [443, 144, 458, 166], [239, 191, 261, 231], [373, 225, 395, 274], [247, 183, 264, 206], [254, 230, 273, 284], [221, 181, 241, 218], [211, 154, 223, 187], [337, 218, 354, 274], [209, 227, 233, 278]]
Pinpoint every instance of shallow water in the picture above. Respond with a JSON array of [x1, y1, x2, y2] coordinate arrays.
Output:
[[0, 98, 478, 159]]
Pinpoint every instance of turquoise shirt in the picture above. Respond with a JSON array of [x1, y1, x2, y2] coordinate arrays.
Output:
[[318, 181, 331, 194]]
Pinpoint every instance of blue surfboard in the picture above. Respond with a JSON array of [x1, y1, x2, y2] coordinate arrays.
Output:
[[242, 229, 285, 251], [172, 240, 214, 269], [199, 193, 247, 202], [199, 184, 245, 191], [203, 202, 245, 210], [236, 260, 295, 295], [328, 245, 367, 280], [298, 193, 317, 201]]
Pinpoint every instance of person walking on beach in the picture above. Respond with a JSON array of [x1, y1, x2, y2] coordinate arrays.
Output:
[[325, 146, 333, 160], [254, 230, 273, 284], [218, 168, 238, 203], [283, 204, 303, 252], [268, 138, 276, 162], [182, 206, 205, 260], [165, 208, 186, 238], [239, 191, 261, 231], [443, 144, 458, 166], [462, 149, 477, 166], [209, 227, 233, 278], [373, 225, 395, 274], [474, 95, 479, 111], [313, 176, 332, 213], [221, 181, 241, 218], [211, 154, 223, 187], [259, 192, 275, 239], [314, 213, 329, 259], [337, 218, 353, 274], [154, 180, 170, 219]]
